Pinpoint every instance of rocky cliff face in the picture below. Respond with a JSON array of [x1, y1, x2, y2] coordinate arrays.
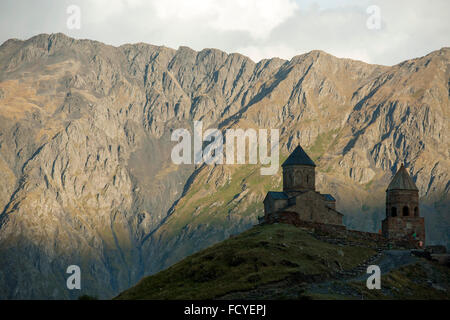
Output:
[[0, 33, 448, 299]]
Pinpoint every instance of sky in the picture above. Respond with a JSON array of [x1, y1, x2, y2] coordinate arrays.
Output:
[[0, 0, 449, 65]]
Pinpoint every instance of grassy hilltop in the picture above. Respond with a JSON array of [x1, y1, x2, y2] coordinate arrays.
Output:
[[115, 223, 450, 300]]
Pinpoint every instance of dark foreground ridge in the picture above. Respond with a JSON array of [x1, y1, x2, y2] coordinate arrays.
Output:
[[115, 223, 450, 300]]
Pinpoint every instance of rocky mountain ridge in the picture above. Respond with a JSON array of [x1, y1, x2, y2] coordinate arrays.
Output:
[[0, 33, 448, 299]]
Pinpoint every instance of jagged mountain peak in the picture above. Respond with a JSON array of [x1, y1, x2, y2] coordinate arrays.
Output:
[[0, 33, 448, 299]]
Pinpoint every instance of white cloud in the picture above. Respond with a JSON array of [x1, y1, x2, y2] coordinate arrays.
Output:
[[0, 0, 448, 65], [86, 0, 146, 22], [152, 0, 298, 39]]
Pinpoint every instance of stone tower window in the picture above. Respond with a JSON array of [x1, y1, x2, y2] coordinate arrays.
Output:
[[414, 207, 419, 217], [403, 206, 409, 216], [391, 207, 397, 217]]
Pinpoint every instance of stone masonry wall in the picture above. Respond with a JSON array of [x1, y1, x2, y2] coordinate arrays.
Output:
[[288, 191, 343, 225], [263, 212, 424, 249], [283, 165, 315, 192], [382, 216, 425, 242], [386, 189, 419, 218]]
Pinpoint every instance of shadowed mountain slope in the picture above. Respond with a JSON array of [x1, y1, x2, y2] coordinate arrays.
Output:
[[0, 33, 448, 299]]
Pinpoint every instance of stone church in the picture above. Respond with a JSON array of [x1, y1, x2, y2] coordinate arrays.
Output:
[[382, 164, 425, 242], [262, 145, 343, 226], [261, 145, 426, 246]]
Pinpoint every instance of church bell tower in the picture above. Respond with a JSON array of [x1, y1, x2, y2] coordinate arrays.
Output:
[[382, 164, 425, 245], [282, 145, 316, 193]]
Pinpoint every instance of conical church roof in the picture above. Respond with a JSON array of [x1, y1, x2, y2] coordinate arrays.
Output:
[[282, 145, 316, 167], [387, 164, 418, 191]]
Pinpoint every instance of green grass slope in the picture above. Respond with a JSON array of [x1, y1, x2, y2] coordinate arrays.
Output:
[[115, 224, 376, 299]]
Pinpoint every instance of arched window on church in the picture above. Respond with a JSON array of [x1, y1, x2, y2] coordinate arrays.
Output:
[[391, 207, 397, 217], [403, 206, 409, 216], [414, 207, 419, 217]]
